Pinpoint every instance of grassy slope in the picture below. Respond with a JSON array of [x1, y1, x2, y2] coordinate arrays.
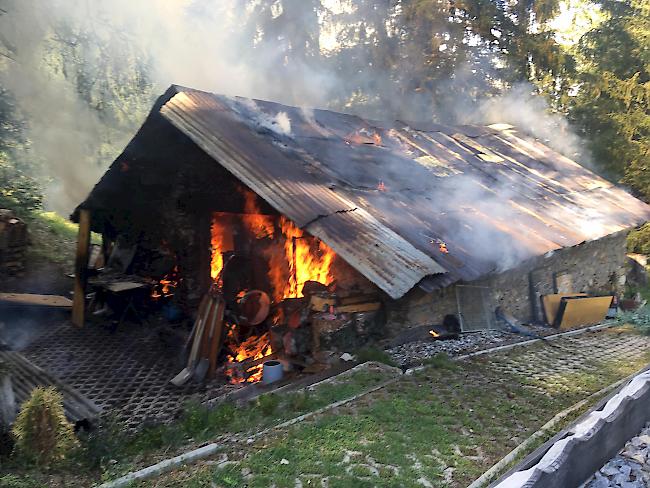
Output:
[[2, 331, 648, 487], [144, 333, 650, 488], [0, 366, 396, 487], [14, 210, 100, 272]]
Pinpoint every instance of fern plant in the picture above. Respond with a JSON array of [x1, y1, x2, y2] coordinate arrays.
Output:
[[11, 387, 78, 466]]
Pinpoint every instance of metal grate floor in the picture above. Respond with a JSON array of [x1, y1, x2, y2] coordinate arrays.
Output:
[[20, 320, 233, 429]]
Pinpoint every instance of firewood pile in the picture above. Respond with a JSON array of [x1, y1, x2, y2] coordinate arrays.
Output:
[[0, 210, 28, 275], [269, 283, 384, 370]]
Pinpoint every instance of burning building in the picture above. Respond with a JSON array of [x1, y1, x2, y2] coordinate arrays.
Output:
[[72, 85, 650, 379]]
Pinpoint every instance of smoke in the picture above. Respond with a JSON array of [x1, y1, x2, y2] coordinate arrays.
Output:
[[0, 0, 591, 222], [0, 0, 339, 214], [239, 99, 293, 136], [452, 82, 591, 166]]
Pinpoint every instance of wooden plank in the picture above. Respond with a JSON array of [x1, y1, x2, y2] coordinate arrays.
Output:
[[104, 282, 147, 293], [72, 209, 91, 327], [541, 293, 588, 326], [335, 302, 382, 313], [207, 296, 226, 379], [0, 293, 72, 308], [198, 297, 217, 360], [556, 296, 613, 330]]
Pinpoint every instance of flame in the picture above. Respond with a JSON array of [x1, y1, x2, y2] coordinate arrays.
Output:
[[429, 330, 440, 338], [430, 238, 449, 254], [225, 331, 273, 384], [345, 128, 382, 145], [151, 267, 179, 299], [271, 217, 335, 300], [242, 189, 275, 239], [210, 217, 227, 283]]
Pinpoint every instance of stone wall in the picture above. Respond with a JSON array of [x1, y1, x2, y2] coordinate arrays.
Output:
[[386, 231, 629, 334]]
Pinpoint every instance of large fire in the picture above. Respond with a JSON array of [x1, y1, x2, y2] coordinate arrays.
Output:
[[210, 190, 336, 384], [272, 216, 335, 300]]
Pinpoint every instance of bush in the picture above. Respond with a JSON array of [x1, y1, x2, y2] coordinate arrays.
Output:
[[627, 224, 650, 255], [11, 387, 78, 466], [617, 306, 650, 335]]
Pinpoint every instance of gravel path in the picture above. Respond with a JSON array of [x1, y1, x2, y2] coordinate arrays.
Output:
[[386, 323, 586, 366], [583, 424, 650, 488]]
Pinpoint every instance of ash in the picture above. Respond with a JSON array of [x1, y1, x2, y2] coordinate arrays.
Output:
[[583, 423, 650, 488], [387, 330, 514, 366]]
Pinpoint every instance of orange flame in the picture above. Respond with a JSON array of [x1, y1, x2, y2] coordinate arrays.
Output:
[[210, 190, 336, 384], [272, 217, 335, 300], [151, 266, 179, 299], [429, 330, 440, 338], [345, 129, 382, 145], [225, 331, 273, 384], [242, 189, 275, 239], [210, 217, 227, 283]]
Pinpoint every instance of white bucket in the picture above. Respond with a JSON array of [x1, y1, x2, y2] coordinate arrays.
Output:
[[262, 360, 284, 384]]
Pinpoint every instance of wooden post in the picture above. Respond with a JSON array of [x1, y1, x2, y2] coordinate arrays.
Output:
[[72, 209, 91, 327]]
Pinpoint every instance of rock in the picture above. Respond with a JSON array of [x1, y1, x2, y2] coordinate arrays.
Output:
[[621, 481, 645, 488], [637, 434, 650, 446], [587, 425, 650, 487], [622, 450, 646, 465], [601, 464, 620, 477], [587, 475, 610, 488], [416, 477, 433, 488], [340, 353, 355, 362], [280, 458, 290, 465]]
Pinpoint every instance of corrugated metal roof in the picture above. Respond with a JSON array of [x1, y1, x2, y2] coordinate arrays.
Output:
[[1, 351, 101, 425], [82, 85, 650, 298], [160, 90, 446, 298]]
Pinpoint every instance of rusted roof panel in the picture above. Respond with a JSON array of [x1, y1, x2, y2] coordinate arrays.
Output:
[[90, 85, 650, 296], [160, 90, 446, 299]]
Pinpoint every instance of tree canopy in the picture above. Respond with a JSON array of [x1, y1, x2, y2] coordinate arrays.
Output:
[[0, 0, 648, 213]]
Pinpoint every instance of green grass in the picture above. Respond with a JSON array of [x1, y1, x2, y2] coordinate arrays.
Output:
[[146, 335, 650, 488], [0, 366, 393, 487], [5, 331, 649, 487], [17, 210, 100, 270], [355, 347, 398, 367], [0, 474, 43, 488]]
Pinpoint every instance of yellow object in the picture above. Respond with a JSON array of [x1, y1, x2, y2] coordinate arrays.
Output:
[[556, 296, 613, 330], [541, 293, 588, 326]]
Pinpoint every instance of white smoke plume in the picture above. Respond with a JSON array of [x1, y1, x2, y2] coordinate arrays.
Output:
[[455, 82, 591, 166], [0, 1, 592, 218], [0, 0, 337, 213]]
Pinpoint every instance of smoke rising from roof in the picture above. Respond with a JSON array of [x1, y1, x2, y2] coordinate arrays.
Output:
[[0, 0, 591, 216]]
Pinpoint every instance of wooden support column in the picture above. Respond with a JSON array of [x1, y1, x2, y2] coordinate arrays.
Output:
[[72, 209, 91, 327]]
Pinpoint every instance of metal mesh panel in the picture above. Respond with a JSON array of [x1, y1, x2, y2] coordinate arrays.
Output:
[[21, 322, 236, 430], [456, 285, 495, 331]]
